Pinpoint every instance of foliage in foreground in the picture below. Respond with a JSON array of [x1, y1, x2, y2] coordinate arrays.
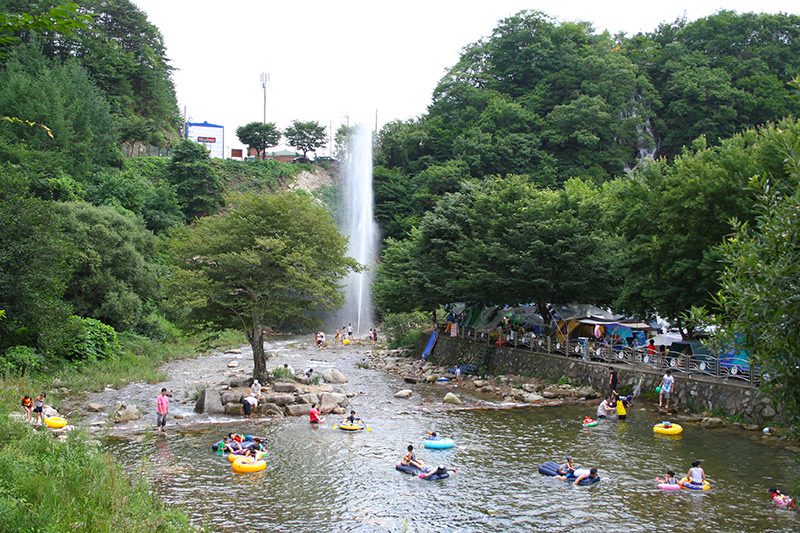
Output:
[[0, 417, 191, 531]]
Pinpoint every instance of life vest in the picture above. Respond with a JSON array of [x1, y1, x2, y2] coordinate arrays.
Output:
[[616, 400, 627, 416], [22, 397, 32, 407]]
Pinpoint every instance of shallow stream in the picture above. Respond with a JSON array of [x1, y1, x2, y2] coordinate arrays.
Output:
[[104, 337, 799, 532]]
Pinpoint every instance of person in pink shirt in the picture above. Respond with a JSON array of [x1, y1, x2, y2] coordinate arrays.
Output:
[[157, 387, 169, 434]]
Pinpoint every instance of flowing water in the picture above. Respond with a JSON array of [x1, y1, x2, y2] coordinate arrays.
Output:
[[104, 338, 798, 532], [333, 123, 379, 336]]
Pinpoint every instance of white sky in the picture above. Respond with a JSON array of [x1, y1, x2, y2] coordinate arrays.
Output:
[[133, 0, 799, 154]]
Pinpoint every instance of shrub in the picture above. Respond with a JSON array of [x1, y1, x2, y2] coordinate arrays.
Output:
[[58, 315, 121, 362], [557, 376, 570, 386], [383, 311, 429, 349], [270, 366, 293, 379], [136, 312, 180, 342], [0, 345, 42, 376]]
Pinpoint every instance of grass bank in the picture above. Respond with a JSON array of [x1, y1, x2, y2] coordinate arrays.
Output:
[[0, 328, 246, 531]]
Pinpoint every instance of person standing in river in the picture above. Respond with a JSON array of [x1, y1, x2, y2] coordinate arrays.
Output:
[[156, 387, 169, 434], [608, 366, 618, 396]]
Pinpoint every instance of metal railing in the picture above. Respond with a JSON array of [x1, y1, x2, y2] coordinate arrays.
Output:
[[439, 324, 758, 385]]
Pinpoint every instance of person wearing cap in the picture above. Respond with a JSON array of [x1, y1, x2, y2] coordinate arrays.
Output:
[[251, 379, 262, 402], [558, 456, 576, 477]]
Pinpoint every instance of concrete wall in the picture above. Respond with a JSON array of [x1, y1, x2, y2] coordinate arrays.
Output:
[[417, 332, 776, 424]]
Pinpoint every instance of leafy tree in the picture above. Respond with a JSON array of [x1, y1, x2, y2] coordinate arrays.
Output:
[[0, 44, 120, 178], [692, 126, 800, 437], [284, 120, 327, 160], [0, 166, 71, 354], [55, 201, 162, 332], [0, 1, 90, 58], [333, 124, 356, 161], [1, 0, 182, 141], [166, 191, 359, 382], [167, 140, 224, 219], [236, 121, 281, 160], [375, 176, 615, 330], [605, 120, 800, 336]]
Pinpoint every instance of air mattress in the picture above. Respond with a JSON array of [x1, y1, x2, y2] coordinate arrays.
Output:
[[212, 435, 266, 452], [538, 462, 600, 485], [395, 464, 450, 480]]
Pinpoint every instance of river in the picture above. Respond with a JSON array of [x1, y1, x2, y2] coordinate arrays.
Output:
[[103, 336, 799, 532]]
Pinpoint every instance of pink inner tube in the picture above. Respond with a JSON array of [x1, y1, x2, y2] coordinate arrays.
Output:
[[658, 483, 682, 490]]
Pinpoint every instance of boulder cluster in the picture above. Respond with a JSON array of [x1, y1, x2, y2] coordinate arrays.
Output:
[[194, 368, 352, 418]]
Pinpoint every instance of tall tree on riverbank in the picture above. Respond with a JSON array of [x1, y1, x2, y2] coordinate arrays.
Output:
[[166, 191, 359, 382], [284, 120, 327, 160]]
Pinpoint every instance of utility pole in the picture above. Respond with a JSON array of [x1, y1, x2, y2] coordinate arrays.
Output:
[[260, 72, 269, 123]]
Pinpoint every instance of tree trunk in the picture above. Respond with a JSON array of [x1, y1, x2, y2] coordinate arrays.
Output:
[[251, 318, 268, 383]]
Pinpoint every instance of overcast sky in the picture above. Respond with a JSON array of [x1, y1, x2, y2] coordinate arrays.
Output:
[[133, 0, 799, 154]]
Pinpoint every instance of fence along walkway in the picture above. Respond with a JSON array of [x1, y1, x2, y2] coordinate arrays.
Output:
[[440, 324, 759, 385]]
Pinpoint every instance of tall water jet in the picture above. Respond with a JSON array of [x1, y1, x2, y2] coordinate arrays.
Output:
[[335, 123, 379, 336]]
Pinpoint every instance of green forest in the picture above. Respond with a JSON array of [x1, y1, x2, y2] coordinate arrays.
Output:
[[0, 2, 799, 529]]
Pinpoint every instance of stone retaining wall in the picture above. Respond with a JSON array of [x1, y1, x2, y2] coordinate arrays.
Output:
[[417, 332, 776, 424]]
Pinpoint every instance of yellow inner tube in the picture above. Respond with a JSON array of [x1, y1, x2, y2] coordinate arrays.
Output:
[[228, 451, 265, 462], [653, 423, 683, 435], [232, 457, 266, 473], [44, 416, 67, 429], [338, 421, 365, 431], [679, 477, 711, 490]]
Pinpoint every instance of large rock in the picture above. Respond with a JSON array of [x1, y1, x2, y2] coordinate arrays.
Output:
[[443, 392, 463, 405], [286, 404, 311, 417], [87, 403, 106, 412], [523, 393, 544, 403], [272, 382, 296, 393], [404, 376, 420, 384], [110, 402, 141, 423], [394, 389, 413, 398], [43, 406, 59, 418], [320, 392, 348, 407], [260, 403, 283, 417], [296, 393, 319, 405], [319, 397, 339, 414], [227, 360, 239, 368], [521, 383, 539, 393], [322, 368, 348, 384], [473, 380, 488, 388], [294, 375, 310, 385], [224, 403, 243, 415], [701, 417, 725, 428], [221, 392, 244, 405], [261, 393, 295, 406], [229, 377, 252, 388], [194, 388, 224, 414]]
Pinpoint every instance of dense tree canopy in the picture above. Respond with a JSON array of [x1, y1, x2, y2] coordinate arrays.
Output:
[[166, 192, 359, 381]]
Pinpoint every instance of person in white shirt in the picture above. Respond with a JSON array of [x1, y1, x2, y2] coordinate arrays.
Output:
[[659, 369, 675, 409]]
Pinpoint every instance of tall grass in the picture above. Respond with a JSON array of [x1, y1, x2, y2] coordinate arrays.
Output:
[[0, 416, 192, 531], [0, 328, 246, 531]]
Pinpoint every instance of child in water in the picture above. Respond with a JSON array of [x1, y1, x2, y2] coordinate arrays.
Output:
[[768, 488, 795, 508], [655, 469, 678, 485]]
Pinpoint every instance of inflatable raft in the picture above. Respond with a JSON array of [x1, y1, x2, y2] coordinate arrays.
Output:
[[424, 436, 455, 449], [538, 461, 600, 485], [212, 435, 267, 452], [337, 420, 365, 431], [44, 416, 67, 429], [396, 464, 450, 480], [679, 477, 711, 490], [653, 422, 683, 435]]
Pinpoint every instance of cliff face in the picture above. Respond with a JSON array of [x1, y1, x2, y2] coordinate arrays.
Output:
[[286, 165, 339, 194]]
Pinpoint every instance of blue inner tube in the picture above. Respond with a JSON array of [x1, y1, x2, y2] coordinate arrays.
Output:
[[395, 464, 450, 480], [424, 437, 455, 449]]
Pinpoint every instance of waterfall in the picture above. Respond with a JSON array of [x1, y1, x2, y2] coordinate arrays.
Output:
[[621, 96, 659, 173], [334, 124, 379, 336]]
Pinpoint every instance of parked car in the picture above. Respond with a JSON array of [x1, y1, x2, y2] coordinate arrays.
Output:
[[290, 156, 309, 164], [315, 155, 337, 163]]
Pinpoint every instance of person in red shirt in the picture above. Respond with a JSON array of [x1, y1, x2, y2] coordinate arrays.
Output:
[[309, 402, 325, 425]]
